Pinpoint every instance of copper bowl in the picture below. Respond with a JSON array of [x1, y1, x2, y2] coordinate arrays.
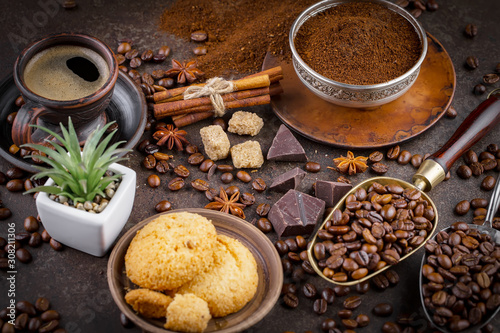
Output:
[[107, 208, 283, 333], [289, 0, 428, 108]]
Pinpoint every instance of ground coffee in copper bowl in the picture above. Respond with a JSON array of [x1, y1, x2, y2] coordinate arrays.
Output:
[[294, 1, 422, 85]]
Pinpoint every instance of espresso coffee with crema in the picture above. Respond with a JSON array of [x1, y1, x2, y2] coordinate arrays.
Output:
[[23, 45, 109, 101]]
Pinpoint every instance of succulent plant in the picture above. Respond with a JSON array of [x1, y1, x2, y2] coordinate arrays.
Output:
[[22, 118, 130, 204]]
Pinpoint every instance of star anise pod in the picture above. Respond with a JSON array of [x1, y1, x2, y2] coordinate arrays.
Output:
[[204, 187, 246, 219], [165, 59, 204, 84], [328, 151, 368, 175], [152, 124, 189, 151]]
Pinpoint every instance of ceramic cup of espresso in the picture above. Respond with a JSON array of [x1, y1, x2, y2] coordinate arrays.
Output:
[[12, 33, 118, 147]]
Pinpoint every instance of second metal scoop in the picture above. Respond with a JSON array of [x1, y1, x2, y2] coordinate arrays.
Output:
[[419, 173, 500, 333]]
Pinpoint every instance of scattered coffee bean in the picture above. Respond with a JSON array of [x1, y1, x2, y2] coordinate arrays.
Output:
[[187, 153, 205, 166], [371, 162, 388, 174], [252, 178, 267, 192], [212, 117, 227, 131], [15, 248, 32, 263], [117, 42, 131, 54], [470, 161, 484, 176], [225, 186, 239, 196], [191, 30, 208, 42], [257, 218, 273, 233], [464, 149, 478, 165], [387, 145, 401, 160], [368, 151, 383, 163], [333, 285, 351, 297], [397, 150, 411, 165], [483, 73, 499, 85], [455, 200, 470, 215], [464, 23, 478, 38], [302, 283, 317, 298], [344, 296, 362, 310], [153, 54, 167, 63], [120, 312, 134, 328], [140, 49, 154, 62], [385, 270, 400, 285], [49, 238, 63, 251], [313, 298, 328, 315], [158, 78, 174, 88], [481, 175, 496, 191], [147, 175, 161, 188], [410, 154, 423, 168], [129, 57, 142, 68], [355, 281, 370, 294], [456, 165, 472, 179], [0, 208, 12, 220], [373, 303, 393, 316], [240, 192, 256, 206], [199, 159, 214, 172], [23, 216, 39, 233], [28, 233, 42, 248], [193, 46, 207, 55], [41, 310, 60, 322], [158, 45, 171, 56], [256, 203, 271, 216], [236, 170, 251, 183], [470, 198, 488, 209], [382, 321, 403, 333], [155, 160, 170, 174], [409, 8, 422, 18], [466, 56, 479, 69], [474, 84, 486, 95], [305, 162, 321, 173], [6, 179, 24, 192], [155, 200, 172, 213], [173, 165, 190, 178], [205, 188, 218, 201], [41, 230, 51, 243], [283, 293, 299, 308], [191, 179, 209, 192], [168, 177, 185, 191], [321, 318, 337, 331]]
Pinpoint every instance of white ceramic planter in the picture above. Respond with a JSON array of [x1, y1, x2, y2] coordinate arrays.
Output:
[[36, 163, 136, 257]]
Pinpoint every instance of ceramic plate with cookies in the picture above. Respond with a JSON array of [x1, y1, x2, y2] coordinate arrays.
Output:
[[107, 208, 283, 333]]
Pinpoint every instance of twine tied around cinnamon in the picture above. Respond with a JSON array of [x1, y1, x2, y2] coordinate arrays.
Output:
[[183, 77, 234, 117]]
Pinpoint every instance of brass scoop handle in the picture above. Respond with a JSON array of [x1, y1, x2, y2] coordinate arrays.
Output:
[[413, 91, 500, 191]]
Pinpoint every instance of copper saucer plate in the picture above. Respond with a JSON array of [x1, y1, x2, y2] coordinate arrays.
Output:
[[264, 33, 456, 149]]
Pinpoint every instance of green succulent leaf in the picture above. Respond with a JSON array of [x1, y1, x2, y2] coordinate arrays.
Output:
[[20, 117, 131, 204]]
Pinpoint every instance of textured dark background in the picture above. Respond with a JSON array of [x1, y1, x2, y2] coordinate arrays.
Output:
[[0, 0, 499, 332]]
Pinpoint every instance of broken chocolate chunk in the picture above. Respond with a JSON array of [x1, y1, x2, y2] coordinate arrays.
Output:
[[267, 124, 307, 162], [269, 167, 306, 192], [315, 181, 353, 207], [268, 189, 325, 238]]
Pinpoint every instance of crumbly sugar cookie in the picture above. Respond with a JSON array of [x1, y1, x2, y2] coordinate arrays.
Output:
[[125, 212, 217, 290], [164, 293, 211, 333], [177, 234, 258, 317], [124, 288, 173, 318]]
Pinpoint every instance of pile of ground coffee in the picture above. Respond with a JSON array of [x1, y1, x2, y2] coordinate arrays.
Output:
[[294, 2, 422, 85], [159, 0, 316, 77]]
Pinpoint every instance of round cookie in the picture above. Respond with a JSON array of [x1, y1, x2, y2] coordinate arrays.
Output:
[[125, 212, 217, 290], [125, 288, 173, 318], [164, 293, 211, 333], [177, 234, 258, 317]]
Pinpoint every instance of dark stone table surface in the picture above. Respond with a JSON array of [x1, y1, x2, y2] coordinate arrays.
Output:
[[0, 0, 499, 332]]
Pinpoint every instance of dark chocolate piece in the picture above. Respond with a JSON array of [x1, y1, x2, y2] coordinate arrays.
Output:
[[267, 124, 307, 162], [268, 189, 326, 237], [315, 181, 353, 207], [269, 167, 306, 192]]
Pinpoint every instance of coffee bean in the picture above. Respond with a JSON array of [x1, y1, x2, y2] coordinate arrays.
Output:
[[6, 179, 24, 192], [344, 296, 362, 310], [187, 153, 204, 166], [199, 159, 214, 172], [0, 208, 12, 220], [321, 318, 337, 331], [147, 175, 161, 188], [368, 151, 383, 163], [35, 297, 50, 313], [483, 73, 499, 85], [382, 321, 403, 333], [256, 218, 272, 233], [173, 165, 190, 178], [191, 179, 209, 192], [168, 177, 185, 191], [16, 248, 32, 263], [41, 230, 51, 242], [371, 162, 388, 174], [191, 30, 208, 42], [50, 238, 63, 251], [470, 161, 484, 176], [142, 155, 156, 170], [387, 146, 400, 160], [397, 150, 411, 165], [193, 46, 207, 56], [225, 186, 239, 196], [355, 281, 370, 294], [283, 293, 299, 308], [471, 198, 488, 209], [252, 178, 267, 192], [474, 84, 486, 95], [155, 200, 172, 213], [395, 0, 409, 7], [158, 45, 171, 56], [15, 312, 29, 330], [313, 299, 328, 314], [466, 56, 479, 69], [158, 77, 174, 88], [211, 117, 228, 131], [465, 24, 478, 38], [481, 158, 497, 171], [373, 303, 393, 316], [302, 282, 317, 298], [305, 162, 321, 173], [153, 54, 167, 63], [155, 160, 169, 174], [410, 154, 423, 168], [41, 310, 60, 322], [117, 42, 131, 54], [372, 274, 390, 289], [39, 319, 59, 333], [338, 309, 352, 319], [129, 57, 142, 68], [145, 144, 160, 155], [256, 203, 271, 216], [456, 165, 472, 179], [274, 240, 289, 255], [481, 175, 496, 191], [385, 270, 400, 285], [410, 8, 422, 18], [28, 232, 42, 248], [236, 170, 251, 183], [455, 200, 470, 215], [16, 301, 36, 316], [240, 192, 255, 206]]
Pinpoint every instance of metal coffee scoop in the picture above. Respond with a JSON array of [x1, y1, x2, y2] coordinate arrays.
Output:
[[419, 173, 500, 333]]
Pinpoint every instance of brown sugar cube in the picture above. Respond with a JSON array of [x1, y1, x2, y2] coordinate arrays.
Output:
[[200, 125, 231, 161], [228, 111, 264, 136], [230, 141, 264, 169]]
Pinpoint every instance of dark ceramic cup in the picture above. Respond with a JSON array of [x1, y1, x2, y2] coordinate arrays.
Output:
[[12, 33, 118, 147]]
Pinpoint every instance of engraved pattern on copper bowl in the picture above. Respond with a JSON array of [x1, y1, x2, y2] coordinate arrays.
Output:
[[289, 0, 428, 108]]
